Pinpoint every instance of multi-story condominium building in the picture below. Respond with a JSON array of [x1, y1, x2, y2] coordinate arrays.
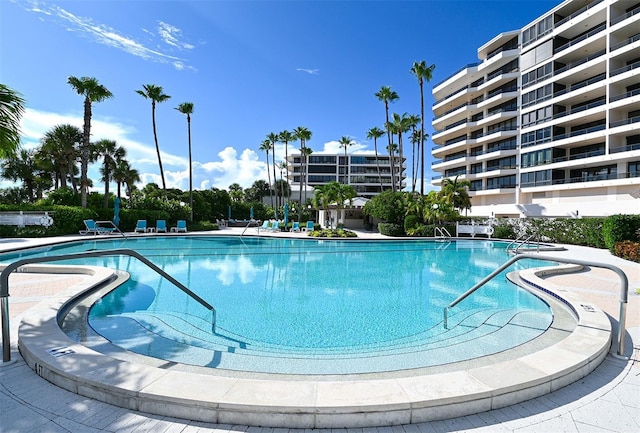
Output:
[[287, 153, 406, 200], [431, 0, 640, 218]]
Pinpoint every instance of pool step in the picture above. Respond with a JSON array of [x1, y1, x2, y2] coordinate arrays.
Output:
[[89, 308, 551, 374]]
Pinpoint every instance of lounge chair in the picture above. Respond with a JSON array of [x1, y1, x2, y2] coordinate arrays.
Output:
[[291, 221, 301, 232], [269, 220, 281, 232], [79, 219, 115, 236], [171, 220, 187, 233], [134, 220, 148, 233], [302, 221, 314, 232], [156, 220, 168, 233], [257, 220, 270, 233]]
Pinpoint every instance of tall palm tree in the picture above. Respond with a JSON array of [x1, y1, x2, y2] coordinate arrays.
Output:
[[374, 86, 399, 192], [0, 84, 25, 159], [405, 113, 421, 192], [266, 132, 279, 213], [259, 139, 274, 210], [277, 161, 288, 206], [366, 126, 386, 191], [67, 76, 113, 208], [278, 130, 294, 202], [39, 124, 83, 191], [411, 60, 436, 195], [123, 163, 141, 206], [1, 149, 41, 201], [94, 138, 125, 207], [293, 126, 312, 205], [136, 84, 171, 198], [301, 146, 313, 207], [113, 159, 132, 200], [175, 102, 194, 221], [391, 112, 413, 191], [338, 136, 354, 185]]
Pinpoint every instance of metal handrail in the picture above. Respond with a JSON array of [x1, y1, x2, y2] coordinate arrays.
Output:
[[1, 248, 215, 363], [505, 230, 540, 253], [443, 254, 629, 357], [434, 227, 452, 239]]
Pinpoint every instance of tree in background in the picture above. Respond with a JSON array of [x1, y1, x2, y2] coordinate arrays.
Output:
[[366, 126, 386, 191], [67, 76, 113, 208], [259, 139, 274, 210], [266, 132, 279, 215], [410, 60, 436, 195], [278, 130, 294, 201], [0, 84, 25, 159], [228, 183, 244, 202], [338, 136, 354, 185], [38, 124, 82, 191], [94, 139, 126, 208], [374, 86, 399, 192], [175, 102, 194, 221], [136, 84, 171, 198], [293, 126, 312, 205]]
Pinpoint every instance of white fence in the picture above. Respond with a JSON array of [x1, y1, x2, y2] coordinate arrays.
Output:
[[456, 221, 494, 238], [0, 211, 54, 228]]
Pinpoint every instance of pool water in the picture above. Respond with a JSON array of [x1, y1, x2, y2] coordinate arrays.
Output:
[[2, 237, 554, 374]]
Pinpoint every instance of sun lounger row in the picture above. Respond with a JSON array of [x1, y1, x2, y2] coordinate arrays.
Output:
[[256, 220, 314, 233], [134, 219, 187, 233]]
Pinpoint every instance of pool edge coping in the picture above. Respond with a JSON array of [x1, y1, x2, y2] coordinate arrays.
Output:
[[15, 263, 612, 428]]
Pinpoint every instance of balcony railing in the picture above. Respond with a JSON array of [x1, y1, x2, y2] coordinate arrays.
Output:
[[611, 4, 640, 26], [611, 60, 640, 77], [610, 88, 640, 103], [553, 123, 606, 140], [611, 143, 640, 154], [555, 0, 604, 28], [521, 171, 639, 188], [554, 22, 606, 54], [610, 116, 640, 128], [611, 33, 640, 52]]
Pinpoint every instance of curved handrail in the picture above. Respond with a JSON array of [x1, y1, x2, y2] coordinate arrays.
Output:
[[1, 248, 214, 363], [443, 254, 629, 357]]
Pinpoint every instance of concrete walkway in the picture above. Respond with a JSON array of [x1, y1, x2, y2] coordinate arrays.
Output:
[[1, 231, 639, 432]]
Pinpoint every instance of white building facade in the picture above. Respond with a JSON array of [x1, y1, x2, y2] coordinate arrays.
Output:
[[287, 153, 406, 200], [431, 0, 640, 217]]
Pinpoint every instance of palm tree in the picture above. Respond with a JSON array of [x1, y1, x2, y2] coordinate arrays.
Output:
[[94, 139, 125, 207], [301, 146, 313, 207], [136, 84, 171, 198], [405, 113, 421, 192], [228, 183, 244, 202], [259, 139, 274, 210], [338, 136, 354, 185], [278, 130, 294, 202], [411, 60, 436, 195], [390, 112, 413, 191], [175, 102, 194, 221], [115, 161, 140, 206], [0, 84, 25, 159], [374, 86, 399, 191], [366, 126, 386, 191], [277, 161, 288, 206], [440, 175, 472, 214], [293, 126, 312, 205], [67, 76, 113, 208], [1, 149, 41, 201], [266, 132, 279, 213], [38, 124, 83, 191]]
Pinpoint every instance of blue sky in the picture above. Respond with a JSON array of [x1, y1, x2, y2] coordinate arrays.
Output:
[[1, 0, 559, 193]]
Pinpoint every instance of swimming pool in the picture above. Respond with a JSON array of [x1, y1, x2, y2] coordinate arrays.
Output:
[[3, 236, 554, 374]]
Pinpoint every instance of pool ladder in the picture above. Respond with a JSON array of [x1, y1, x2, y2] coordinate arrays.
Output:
[[434, 226, 452, 239], [0, 248, 215, 364], [442, 254, 629, 358]]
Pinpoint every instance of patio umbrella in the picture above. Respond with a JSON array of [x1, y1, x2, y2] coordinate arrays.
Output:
[[250, 206, 254, 220], [283, 202, 289, 227], [113, 197, 121, 227], [228, 205, 232, 220]]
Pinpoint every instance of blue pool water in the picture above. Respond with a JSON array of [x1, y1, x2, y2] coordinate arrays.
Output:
[[2, 237, 554, 374]]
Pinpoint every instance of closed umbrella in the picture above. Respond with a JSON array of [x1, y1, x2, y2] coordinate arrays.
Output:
[[283, 202, 289, 227], [228, 205, 232, 220], [250, 206, 254, 220], [113, 197, 121, 227]]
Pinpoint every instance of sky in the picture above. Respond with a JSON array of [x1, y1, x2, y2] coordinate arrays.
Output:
[[1, 0, 560, 194]]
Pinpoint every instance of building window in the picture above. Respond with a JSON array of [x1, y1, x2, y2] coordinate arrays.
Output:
[[487, 175, 516, 189], [629, 161, 640, 178]]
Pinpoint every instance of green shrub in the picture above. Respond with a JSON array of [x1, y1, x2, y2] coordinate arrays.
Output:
[[493, 224, 516, 239], [603, 214, 640, 252], [308, 228, 357, 238], [404, 214, 420, 234], [378, 223, 404, 236]]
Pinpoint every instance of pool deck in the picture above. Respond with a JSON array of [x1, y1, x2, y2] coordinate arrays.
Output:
[[1, 229, 639, 432]]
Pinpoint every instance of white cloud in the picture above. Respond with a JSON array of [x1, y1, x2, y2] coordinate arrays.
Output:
[[18, 0, 193, 70], [296, 68, 319, 75], [5, 108, 268, 192]]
